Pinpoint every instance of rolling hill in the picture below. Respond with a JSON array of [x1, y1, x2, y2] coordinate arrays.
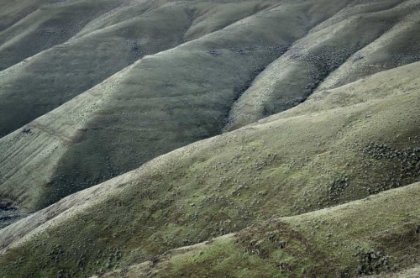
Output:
[[0, 0, 419, 277]]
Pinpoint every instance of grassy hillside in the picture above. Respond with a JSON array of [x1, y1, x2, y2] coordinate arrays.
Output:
[[226, 0, 420, 130], [0, 1, 419, 277], [0, 1, 192, 137], [0, 0, 276, 137], [0, 0, 123, 71], [0, 0, 41, 32], [2, 0, 420, 214], [0, 60, 418, 277], [318, 0, 420, 91], [0, 0, 305, 210], [95, 181, 420, 277]]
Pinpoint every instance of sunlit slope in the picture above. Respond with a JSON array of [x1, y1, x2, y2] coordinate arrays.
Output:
[[0, 61, 418, 277], [95, 181, 420, 278], [0, 0, 322, 211], [2, 0, 416, 213], [226, 0, 420, 130]]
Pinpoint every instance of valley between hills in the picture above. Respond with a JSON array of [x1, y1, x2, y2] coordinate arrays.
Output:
[[0, 0, 419, 277]]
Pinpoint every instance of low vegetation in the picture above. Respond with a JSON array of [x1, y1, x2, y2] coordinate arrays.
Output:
[[0, 60, 419, 277], [0, 0, 419, 277], [98, 181, 420, 277]]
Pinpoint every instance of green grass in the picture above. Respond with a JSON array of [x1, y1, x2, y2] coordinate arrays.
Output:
[[0, 1, 419, 277], [2, 0, 419, 212], [0, 0, 302, 210], [0, 60, 419, 277], [226, 0, 420, 130], [98, 182, 420, 277]]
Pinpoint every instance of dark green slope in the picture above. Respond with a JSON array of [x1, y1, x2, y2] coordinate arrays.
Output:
[[1, 0, 419, 213], [0, 0, 311, 211], [225, 0, 420, 130], [40, 3, 312, 208], [0, 0, 275, 138], [0, 60, 419, 277], [0, 1, 419, 277], [0, 2, 195, 138], [0, 0, 123, 71]]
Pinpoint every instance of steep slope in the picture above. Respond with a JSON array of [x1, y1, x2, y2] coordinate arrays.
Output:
[[2, 0, 417, 213], [0, 0, 124, 71], [0, 0, 45, 32], [318, 0, 420, 91], [0, 0, 275, 138], [0, 61, 418, 277], [0, 1, 196, 137], [0, 0, 313, 211], [95, 181, 420, 277], [225, 0, 420, 130]]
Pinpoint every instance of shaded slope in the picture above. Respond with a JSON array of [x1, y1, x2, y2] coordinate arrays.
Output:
[[0, 0, 123, 71], [318, 1, 420, 91], [0, 61, 419, 277], [225, 0, 420, 130], [96, 181, 420, 277], [0, 0, 61, 32], [1, 0, 401, 212], [0, 0, 314, 210], [0, 1, 198, 137], [183, 1, 274, 41], [0, 0, 278, 138], [74, 1, 274, 41]]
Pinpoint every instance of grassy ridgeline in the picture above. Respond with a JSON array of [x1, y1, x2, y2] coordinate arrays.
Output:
[[0, 0, 306, 210], [0, 1, 419, 276], [0, 0, 275, 137], [2, 0, 420, 212], [0, 61, 419, 277]]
